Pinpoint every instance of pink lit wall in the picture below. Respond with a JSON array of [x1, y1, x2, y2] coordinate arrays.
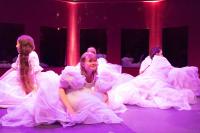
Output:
[[162, 0, 200, 69], [77, 2, 147, 64], [75, 0, 200, 69], [0, 0, 67, 56], [0, 0, 200, 74]]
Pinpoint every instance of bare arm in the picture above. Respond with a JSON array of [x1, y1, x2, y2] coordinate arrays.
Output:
[[59, 88, 75, 114]]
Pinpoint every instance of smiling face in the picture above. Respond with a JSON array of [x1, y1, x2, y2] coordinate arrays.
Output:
[[84, 55, 98, 73], [80, 52, 98, 75]]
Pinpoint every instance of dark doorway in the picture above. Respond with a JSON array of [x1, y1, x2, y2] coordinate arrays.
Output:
[[40, 27, 67, 67], [162, 26, 188, 67], [121, 29, 149, 65], [0, 23, 24, 63], [80, 29, 107, 56]]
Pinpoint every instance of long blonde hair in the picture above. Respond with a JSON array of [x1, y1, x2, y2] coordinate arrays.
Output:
[[17, 35, 35, 94]]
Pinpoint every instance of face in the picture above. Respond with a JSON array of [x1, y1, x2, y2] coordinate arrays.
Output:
[[158, 50, 163, 56], [16, 42, 20, 53], [84, 56, 98, 73]]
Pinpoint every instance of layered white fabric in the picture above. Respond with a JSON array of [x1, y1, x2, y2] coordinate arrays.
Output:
[[109, 55, 198, 110], [1, 66, 122, 127]]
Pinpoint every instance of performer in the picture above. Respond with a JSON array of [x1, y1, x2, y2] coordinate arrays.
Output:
[[108, 47, 197, 110], [140, 47, 200, 96], [0, 35, 59, 108], [1, 52, 122, 127]]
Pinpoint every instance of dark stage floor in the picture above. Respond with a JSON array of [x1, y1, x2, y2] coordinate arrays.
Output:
[[0, 98, 200, 133]]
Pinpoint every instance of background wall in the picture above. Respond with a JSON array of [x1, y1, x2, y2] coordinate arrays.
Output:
[[0, 0, 200, 75]]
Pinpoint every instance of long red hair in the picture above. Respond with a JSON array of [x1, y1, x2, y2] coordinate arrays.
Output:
[[17, 35, 35, 94]]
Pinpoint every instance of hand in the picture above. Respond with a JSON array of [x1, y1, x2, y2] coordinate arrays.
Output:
[[67, 106, 75, 115]]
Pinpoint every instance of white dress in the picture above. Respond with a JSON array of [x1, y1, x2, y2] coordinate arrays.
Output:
[[0, 51, 59, 108], [140, 56, 200, 95], [0, 66, 122, 127], [108, 55, 197, 110]]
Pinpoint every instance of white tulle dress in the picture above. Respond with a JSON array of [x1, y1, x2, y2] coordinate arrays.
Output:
[[0, 66, 122, 127], [0, 51, 59, 108], [108, 55, 197, 110], [140, 55, 200, 96]]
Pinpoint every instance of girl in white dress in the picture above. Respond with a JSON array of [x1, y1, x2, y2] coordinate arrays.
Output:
[[1, 52, 122, 127], [140, 47, 200, 96], [0, 35, 59, 108], [108, 47, 197, 110]]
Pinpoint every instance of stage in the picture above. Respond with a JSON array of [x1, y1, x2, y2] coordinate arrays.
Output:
[[0, 67, 200, 133], [0, 98, 200, 133]]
